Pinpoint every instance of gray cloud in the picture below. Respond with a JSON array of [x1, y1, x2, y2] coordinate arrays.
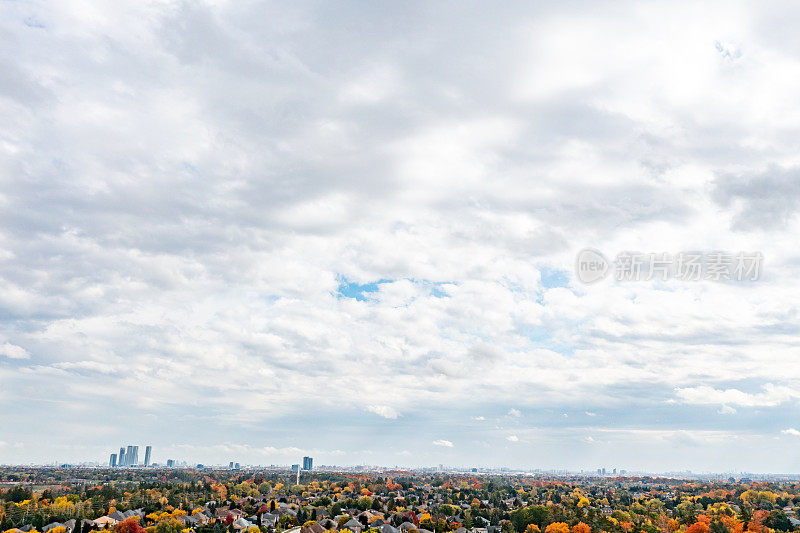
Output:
[[714, 166, 800, 229]]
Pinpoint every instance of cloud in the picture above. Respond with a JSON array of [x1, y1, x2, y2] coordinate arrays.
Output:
[[366, 405, 400, 419], [0, 343, 30, 359], [713, 166, 800, 229], [506, 435, 519, 442], [675, 384, 800, 407], [507, 408, 521, 417], [782, 428, 800, 436], [432, 439, 454, 448], [3, 0, 800, 471]]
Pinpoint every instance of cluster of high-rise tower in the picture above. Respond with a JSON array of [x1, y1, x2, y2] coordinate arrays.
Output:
[[109, 445, 151, 467]]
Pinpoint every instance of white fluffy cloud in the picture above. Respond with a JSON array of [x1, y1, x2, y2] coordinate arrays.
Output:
[[0, 342, 29, 359], [366, 405, 400, 419], [675, 385, 800, 407]]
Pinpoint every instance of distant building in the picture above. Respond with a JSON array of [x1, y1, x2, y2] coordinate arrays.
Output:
[[303, 456, 313, 470], [126, 446, 135, 466], [110, 454, 117, 467], [229, 461, 234, 469], [167, 459, 175, 467], [132, 445, 139, 466], [144, 446, 152, 466], [119, 447, 126, 467], [234, 462, 240, 469]]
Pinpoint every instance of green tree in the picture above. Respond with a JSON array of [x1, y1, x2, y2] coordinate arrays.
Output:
[[155, 521, 184, 533], [766, 510, 793, 532]]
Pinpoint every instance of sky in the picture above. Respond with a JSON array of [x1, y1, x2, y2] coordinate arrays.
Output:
[[2, 0, 800, 473]]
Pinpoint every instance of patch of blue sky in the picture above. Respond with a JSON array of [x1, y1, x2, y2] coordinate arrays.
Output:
[[335, 276, 391, 301], [430, 285, 449, 297], [336, 276, 455, 301], [415, 279, 453, 298], [516, 322, 577, 356], [539, 266, 571, 289]]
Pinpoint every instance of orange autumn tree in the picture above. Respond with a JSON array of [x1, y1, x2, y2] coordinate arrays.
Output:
[[718, 515, 744, 533], [572, 523, 591, 533], [687, 523, 710, 533], [747, 511, 769, 533], [525, 525, 541, 533], [545, 523, 571, 533]]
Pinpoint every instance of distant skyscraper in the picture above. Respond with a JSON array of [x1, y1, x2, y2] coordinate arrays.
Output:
[[229, 461, 234, 469], [110, 453, 117, 467], [234, 462, 240, 469], [119, 447, 126, 466], [303, 456, 313, 470], [144, 446, 152, 466], [126, 445, 135, 466], [167, 459, 175, 467], [132, 445, 139, 466]]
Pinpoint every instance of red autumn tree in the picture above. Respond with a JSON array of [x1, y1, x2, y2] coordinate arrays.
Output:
[[114, 518, 146, 533]]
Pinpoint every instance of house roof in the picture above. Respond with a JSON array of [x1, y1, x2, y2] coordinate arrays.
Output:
[[232, 518, 253, 530], [344, 518, 363, 529], [380, 524, 399, 533]]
